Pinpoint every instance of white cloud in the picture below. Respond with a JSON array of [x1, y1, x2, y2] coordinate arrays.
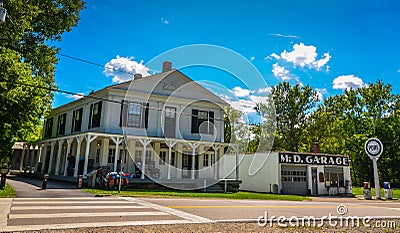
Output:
[[250, 56, 255, 61], [66, 93, 84, 100], [315, 88, 328, 101], [258, 87, 271, 94], [222, 87, 271, 115], [266, 53, 280, 60], [231, 86, 252, 98], [161, 17, 170, 25], [104, 56, 150, 83], [272, 63, 290, 81], [272, 43, 330, 70], [397, 69, 400, 73], [332, 75, 364, 90], [313, 52, 331, 70], [269, 33, 300, 39]]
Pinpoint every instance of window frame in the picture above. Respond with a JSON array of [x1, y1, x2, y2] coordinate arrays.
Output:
[[126, 102, 149, 128], [57, 113, 67, 136], [191, 109, 214, 134]]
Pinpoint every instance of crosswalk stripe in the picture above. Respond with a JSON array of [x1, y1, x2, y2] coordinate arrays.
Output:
[[4, 219, 193, 231], [9, 211, 170, 219], [13, 201, 133, 205], [11, 205, 147, 210], [5, 197, 213, 231], [122, 197, 214, 223]]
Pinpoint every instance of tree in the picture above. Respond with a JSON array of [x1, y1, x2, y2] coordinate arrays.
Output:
[[224, 106, 252, 153], [0, 1, 85, 162], [307, 81, 400, 186], [256, 82, 319, 152]]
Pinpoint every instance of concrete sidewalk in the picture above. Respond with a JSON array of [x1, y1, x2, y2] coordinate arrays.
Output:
[[6, 175, 94, 198]]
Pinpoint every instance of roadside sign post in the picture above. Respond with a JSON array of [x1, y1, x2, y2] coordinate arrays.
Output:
[[364, 138, 383, 199]]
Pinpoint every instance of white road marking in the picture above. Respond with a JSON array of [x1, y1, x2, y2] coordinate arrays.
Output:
[[9, 211, 169, 219], [0, 198, 12, 230], [11, 205, 147, 210], [4, 219, 193, 231], [6, 197, 198, 231], [122, 197, 214, 223], [12, 201, 133, 205]]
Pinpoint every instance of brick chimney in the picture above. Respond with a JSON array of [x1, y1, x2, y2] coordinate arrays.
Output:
[[134, 73, 142, 79], [313, 142, 320, 153], [162, 61, 172, 72]]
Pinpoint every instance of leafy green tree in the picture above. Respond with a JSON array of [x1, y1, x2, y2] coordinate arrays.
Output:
[[0, 0, 85, 162], [256, 82, 319, 152], [224, 106, 252, 153], [308, 81, 400, 186]]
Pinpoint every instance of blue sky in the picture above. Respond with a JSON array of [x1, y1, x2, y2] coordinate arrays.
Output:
[[53, 0, 400, 110]]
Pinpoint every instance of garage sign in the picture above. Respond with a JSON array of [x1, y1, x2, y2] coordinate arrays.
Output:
[[279, 153, 350, 166]]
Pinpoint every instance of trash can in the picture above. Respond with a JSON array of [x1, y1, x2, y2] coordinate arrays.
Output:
[[363, 182, 372, 200], [383, 182, 392, 199], [41, 174, 49, 190], [77, 175, 83, 189]]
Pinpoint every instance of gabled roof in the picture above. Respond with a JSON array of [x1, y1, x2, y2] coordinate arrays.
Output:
[[52, 69, 228, 111]]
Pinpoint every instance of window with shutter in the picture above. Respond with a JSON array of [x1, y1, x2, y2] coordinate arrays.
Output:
[[89, 101, 102, 128], [57, 113, 66, 135], [191, 109, 214, 134], [126, 101, 149, 128]]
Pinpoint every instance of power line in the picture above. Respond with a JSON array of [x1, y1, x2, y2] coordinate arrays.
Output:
[[100, 0, 225, 47], [13, 81, 228, 123]]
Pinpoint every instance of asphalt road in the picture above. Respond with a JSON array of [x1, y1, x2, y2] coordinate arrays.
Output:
[[3, 176, 400, 232], [6, 175, 93, 198], [141, 197, 400, 221]]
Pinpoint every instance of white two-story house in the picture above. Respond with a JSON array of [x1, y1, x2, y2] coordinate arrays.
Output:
[[26, 62, 240, 190]]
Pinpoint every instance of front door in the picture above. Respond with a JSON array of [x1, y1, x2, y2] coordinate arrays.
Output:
[[182, 154, 198, 178], [312, 168, 318, 195], [164, 106, 176, 138]]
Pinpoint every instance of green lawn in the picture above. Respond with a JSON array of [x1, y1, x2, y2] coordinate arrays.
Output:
[[83, 189, 311, 201], [352, 186, 400, 199], [0, 183, 17, 198]]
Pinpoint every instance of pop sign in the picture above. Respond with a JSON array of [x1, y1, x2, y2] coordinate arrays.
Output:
[[365, 138, 383, 159]]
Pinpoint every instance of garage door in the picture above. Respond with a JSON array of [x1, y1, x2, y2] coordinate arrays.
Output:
[[281, 165, 308, 195]]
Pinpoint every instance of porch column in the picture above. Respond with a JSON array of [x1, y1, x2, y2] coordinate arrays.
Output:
[[100, 138, 110, 166], [189, 143, 199, 180], [19, 144, 26, 172], [29, 145, 35, 172], [41, 144, 48, 173], [111, 137, 122, 172], [25, 145, 31, 172], [166, 140, 177, 179], [139, 139, 151, 179], [212, 145, 221, 180], [47, 141, 56, 174], [35, 144, 41, 173], [73, 136, 83, 177], [63, 138, 72, 176], [83, 134, 98, 177], [54, 139, 64, 175]]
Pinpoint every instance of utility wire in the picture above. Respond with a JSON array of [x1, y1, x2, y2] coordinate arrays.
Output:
[[14, 81, 228, 123], [100, 0, 225, 47]]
